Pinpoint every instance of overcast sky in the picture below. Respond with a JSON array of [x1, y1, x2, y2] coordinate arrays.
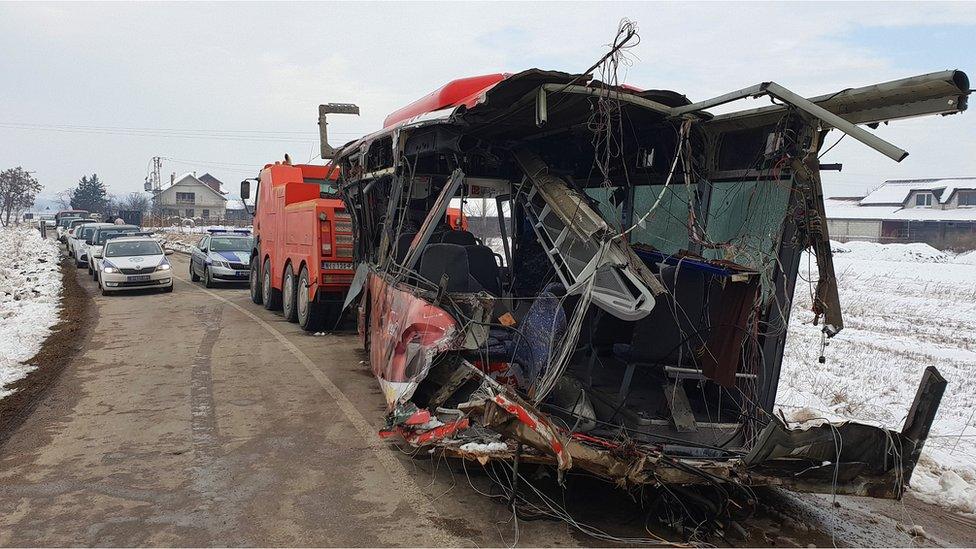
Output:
[[2, 1, 974, 201]]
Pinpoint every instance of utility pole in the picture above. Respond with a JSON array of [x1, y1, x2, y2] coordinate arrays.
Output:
[[143, 156, 163, 226], [144, 156, 162, 192]]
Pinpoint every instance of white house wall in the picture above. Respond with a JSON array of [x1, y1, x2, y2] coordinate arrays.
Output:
[[827, 219, 882, 242], [155, 178, 227, 218]]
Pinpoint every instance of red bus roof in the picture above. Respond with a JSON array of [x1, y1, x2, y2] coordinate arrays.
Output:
[[383, 73, 510, 128]]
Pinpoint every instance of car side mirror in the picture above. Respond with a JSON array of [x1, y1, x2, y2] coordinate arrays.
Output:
[[240, 180, 250, 200], [86, 238, 94, 245], [93, 251, 102, 258], [200, 246, 208, 253]]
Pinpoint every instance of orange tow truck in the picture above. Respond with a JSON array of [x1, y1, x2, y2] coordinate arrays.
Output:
[[242, 160, 355, 330]]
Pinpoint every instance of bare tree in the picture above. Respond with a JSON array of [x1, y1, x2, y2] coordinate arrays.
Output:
[[118, 192, 150, 213], [0, 167, 42, 226], [55, 188, 73, 209]]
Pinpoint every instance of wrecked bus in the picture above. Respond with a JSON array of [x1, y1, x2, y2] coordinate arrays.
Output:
[[327, 68, 969, 506]]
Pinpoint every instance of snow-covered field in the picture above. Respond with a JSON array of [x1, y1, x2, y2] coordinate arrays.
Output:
[[779, 241, 976, 514], [0, 226, 62, 399]]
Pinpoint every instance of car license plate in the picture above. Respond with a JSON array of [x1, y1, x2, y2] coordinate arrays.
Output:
[[127, 275, 151, 282], [236, 270, 248, 277]]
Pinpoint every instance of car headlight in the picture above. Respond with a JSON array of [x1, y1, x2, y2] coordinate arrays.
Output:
[[103, 266, 116, 273], [212, 259, 229, 268]]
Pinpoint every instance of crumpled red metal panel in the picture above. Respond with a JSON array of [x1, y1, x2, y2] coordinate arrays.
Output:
[[366, 272, 461, 409]]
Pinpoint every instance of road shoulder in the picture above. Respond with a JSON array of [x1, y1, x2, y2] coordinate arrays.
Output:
[[0, 258, 92, 447]]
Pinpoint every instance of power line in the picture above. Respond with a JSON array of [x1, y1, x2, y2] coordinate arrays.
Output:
[[0, 121, 370, 143], [0, 121, 369, 136]]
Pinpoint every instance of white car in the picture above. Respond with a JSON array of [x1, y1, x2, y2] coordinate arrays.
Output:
[[70, 223, 114, 268], [98, 237, 174, 295], [88, 225, 141, 278], [60, 218, 88, 248]]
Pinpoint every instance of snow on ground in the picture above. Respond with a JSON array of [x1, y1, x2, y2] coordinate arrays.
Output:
[[153, 225, 252, 254], [778, 240, 976, 514], [0, 226, 62, 399]]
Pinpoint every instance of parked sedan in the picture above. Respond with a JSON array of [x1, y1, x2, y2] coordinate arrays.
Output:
[[57, 217, 84, 245], [88, 225, 141, 278], [71, 223, 114, 267], [98, 237, 173, 295], [189, 231, 253, 288]]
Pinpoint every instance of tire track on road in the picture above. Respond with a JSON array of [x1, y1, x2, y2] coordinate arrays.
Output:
[[170, 273, 461, 547], [189, 303, 225, 541]]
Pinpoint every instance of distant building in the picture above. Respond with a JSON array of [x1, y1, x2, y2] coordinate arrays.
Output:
[[152, 172, 228, 221], [224, 198, 251, 223], [826, 178, 976, 249]]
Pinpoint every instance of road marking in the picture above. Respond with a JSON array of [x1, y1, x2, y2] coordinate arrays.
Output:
[[171, 272, 459, 545]]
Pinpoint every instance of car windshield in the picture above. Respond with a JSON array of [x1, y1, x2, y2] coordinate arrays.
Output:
[[97, 230, 137, 245], [59, 218, 80, 228], [80, 226, 98, 239], [105, 240, 162, 257], [209, 236, 252, 252]]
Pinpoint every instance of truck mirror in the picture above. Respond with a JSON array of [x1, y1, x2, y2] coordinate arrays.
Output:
[[240, 180, 251, 200]]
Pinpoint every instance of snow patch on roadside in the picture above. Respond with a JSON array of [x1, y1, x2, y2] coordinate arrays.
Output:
[[154, 226, 252, 254], [0, 226, 62, 399], [779, 240, 976, 515]]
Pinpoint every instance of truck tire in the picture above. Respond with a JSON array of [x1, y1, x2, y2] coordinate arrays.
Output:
[[281, 263, 298, 323], [190, 261, 200, 282], [262, 257, 282, 311], [297, 265, 325, 332], [249, 255, 263, 305]]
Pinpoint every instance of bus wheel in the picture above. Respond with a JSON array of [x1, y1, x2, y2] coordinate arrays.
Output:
[[297, 265, 324, 332], [282, 263, 298, 323]]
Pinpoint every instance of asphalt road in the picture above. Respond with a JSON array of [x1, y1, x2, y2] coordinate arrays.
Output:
[[0, 252, 973, 546]]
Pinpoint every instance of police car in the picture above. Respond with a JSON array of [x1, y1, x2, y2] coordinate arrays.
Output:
[[88, 225, 142, 278], [97, 236, 173, 295], [189, 229, 253, 288], [70, 222, 114, 267]]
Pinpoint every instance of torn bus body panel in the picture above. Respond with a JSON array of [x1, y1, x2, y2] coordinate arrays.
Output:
[[365, 272, 461, 408], [333, 65, 968, 505]]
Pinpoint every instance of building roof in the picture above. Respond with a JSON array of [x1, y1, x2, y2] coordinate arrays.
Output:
[[197, 173, 227, 194], [825, 198, 976, 222], [158, 173, 227, 202], [860, 178, 976, 206]]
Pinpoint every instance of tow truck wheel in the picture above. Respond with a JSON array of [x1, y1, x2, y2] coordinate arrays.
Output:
[[190, 262, 200, 282], [249, 255, 263, 305], [262, 258, 282, 311], [281, 263, 298, 323], [297, 265, 324, 332]]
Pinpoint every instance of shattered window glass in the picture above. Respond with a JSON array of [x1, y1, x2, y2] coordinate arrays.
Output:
[[584, 186, 623, 230], [702, 179, 791, 271], [630, 184, 693, 255]]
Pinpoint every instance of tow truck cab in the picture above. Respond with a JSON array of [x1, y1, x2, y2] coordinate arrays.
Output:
[[245, 162, 354, 330]]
